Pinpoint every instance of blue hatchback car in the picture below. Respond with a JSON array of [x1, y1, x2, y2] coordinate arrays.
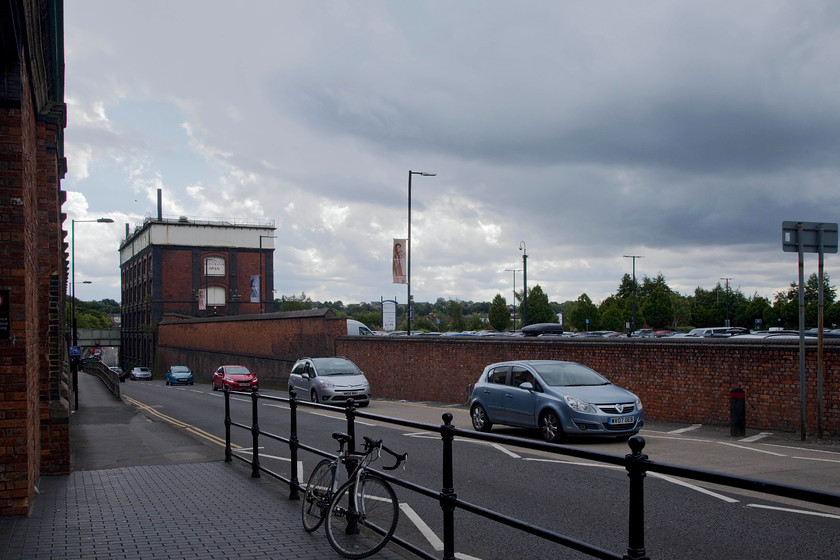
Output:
[[165, 365, 194, 386], [469, 360, 643, 442]]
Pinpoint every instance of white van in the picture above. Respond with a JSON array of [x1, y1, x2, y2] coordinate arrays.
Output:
[[347, 319, 375, 336]]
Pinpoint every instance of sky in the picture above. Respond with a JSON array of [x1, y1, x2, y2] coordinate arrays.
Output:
[[63, 1, 840, 308]]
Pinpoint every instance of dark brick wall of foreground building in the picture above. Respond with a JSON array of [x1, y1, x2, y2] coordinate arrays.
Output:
[[338, 337, 840, 436]]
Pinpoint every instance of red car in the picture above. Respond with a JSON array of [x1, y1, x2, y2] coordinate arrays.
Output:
[[212, 365, 259, 391]]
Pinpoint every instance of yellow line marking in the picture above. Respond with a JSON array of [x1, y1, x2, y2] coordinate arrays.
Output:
[[123, 395, 241, 450]]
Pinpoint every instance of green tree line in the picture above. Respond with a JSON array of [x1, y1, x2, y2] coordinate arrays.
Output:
[[277, 273, 839, 333]]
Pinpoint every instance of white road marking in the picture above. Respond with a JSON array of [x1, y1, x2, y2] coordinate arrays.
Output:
[[400, 502, 443, 550], [717, 442, 786, 456], [668, 424, 703, 434], [649, 472, 740, 503], [792, 456, 840, 464], [491, 443, 521, 459], [747, 504, 840, 519], [739, 432, 773, 443]]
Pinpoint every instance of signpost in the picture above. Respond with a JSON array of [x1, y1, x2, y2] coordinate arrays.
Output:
[[781, 221, 838, 440]]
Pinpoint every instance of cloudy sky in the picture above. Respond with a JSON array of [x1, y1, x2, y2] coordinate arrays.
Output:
[[63, 1, 840, 307]]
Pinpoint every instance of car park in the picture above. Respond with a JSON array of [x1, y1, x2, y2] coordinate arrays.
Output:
[[165, 365, 194, 385], [109, 366, 126, 382], [469, 360, 643, 442], [130, 366, 152, 381], [289, 356, 371, 407], [212, 365, 259, 391]]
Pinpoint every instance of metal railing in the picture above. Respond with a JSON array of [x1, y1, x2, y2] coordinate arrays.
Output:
[[81, 361, 121, 399], [222, 387, 840, 560]]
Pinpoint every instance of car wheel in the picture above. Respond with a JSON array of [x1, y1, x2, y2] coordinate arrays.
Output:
[[539, 410, 565, 443], [471, 404, 492, 432], [212, 383, 218, 391], [310, 390, 320, 404]]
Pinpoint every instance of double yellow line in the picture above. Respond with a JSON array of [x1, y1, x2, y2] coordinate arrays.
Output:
[[123, 395, 242, 450]]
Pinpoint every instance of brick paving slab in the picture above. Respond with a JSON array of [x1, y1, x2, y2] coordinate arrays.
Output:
[[0, 373, 413, 560]]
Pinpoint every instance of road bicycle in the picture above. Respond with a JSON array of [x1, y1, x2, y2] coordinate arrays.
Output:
[[301, 431, 407, 558]]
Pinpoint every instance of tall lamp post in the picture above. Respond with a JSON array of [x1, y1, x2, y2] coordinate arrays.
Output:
[[505, 268, 521, 330], [623, 255, 644, 335], [519, 241, 528, 327], [259, 235, 276, 313], [407, 170, 436, 335], [71, 217, 114, 410]]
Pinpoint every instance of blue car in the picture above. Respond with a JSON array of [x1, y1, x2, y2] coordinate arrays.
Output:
[[165, 365, 194, 386], [469, 360, 643, 442]]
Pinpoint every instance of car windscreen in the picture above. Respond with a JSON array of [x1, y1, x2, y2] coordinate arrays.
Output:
[[313, 358, 361, 376], [226, 366, 250, 375], [532, 363, 609, 387], [171, 366, 190, 372]]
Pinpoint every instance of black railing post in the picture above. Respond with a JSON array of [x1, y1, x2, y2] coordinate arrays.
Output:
[[624, 436, 650, 560], [251, 386, 261, 478], [440, 412, 457, 560], [224, 385, 232, 462], [344, 398, 360, 534], [288, 389, 300, 500]]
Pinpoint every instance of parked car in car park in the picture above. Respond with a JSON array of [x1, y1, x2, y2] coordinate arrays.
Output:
[[212, 365, 259, 391], [469, 360, 643, 442], [109, 366, 126, 382], [288, 356, 371, 406], [521, 323, 565, 336], [165, 365, 194, 385], [130, 366, 152, 381]]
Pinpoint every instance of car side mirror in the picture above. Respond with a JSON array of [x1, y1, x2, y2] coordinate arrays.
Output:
[[519, 381, 534, 391]]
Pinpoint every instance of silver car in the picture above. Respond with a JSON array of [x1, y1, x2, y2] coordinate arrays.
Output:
[[288, 357, 371, 407], [469, 360, 643, 442], [130, 366, 152, 381]]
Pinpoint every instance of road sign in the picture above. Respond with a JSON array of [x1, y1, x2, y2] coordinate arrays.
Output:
[[70, 346, 82, 356], [782, 221, 838, 253]]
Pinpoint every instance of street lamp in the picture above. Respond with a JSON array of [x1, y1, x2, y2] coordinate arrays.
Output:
[[505, 268, 521, 330], [623, 255, 644, 335], [259, 235, 276, 313], [407, 170, 436, 335], [519, 241, 528, 326], [71, 217, 113, 410]]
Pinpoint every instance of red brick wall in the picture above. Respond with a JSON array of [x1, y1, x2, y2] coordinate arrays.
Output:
[[337, 337, 840, 436], [157, 314, 840, 436]]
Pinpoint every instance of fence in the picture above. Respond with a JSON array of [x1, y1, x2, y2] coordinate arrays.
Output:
[[222, 387, 840, 560], [80, 361, 121, 399]]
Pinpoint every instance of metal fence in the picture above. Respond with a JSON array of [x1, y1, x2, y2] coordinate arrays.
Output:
[[222, 387, 840, 560]]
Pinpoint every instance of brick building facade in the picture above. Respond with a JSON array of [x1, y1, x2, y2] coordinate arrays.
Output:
[[0, 0, 70, 516], [119, 215, 275, 372]]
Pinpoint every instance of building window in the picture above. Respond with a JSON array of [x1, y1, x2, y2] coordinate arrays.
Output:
[[205, 257, 225, 276], [207, 286, 226, 306]]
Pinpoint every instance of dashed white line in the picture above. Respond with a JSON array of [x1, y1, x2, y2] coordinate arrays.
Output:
[[739, 432, 773, 443], [668, 424, 703, 434], [400, 502, 443, 551], [649, 472, 740, 503], [746, 504, 840, 519], [717, 442, 786, 456], [792, 456, 840, 464]]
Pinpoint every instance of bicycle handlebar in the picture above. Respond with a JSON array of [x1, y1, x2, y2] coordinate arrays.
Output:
[[362, 436, 407, 471]]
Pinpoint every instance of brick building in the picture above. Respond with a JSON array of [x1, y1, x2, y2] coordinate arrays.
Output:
[[119, 214, 276, 371], [0, 0, 70, 515]]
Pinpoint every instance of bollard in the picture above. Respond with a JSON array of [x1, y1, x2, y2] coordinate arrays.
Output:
[[730, 388, 746, 437]]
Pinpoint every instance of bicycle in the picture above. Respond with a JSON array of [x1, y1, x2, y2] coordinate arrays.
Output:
[[301, 431, 407, 559]]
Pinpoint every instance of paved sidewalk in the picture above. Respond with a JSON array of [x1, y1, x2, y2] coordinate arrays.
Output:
[[0, 373, 411, 560]]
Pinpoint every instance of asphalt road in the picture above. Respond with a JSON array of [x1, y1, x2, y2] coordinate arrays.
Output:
[[119, 379, 840, 560]]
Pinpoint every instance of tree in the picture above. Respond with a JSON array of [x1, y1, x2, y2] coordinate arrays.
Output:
[[597, 296, 625, 332], [277, 292, 313, 312], [640, 285, 673, 329], [489, 294, 511, 331], [525, 285, 556, 325], [570, 293, 598, 331], [447, 300, 465, 332]]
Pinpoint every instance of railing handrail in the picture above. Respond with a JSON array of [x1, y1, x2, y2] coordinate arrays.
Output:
[[221, 387, 840, 560]]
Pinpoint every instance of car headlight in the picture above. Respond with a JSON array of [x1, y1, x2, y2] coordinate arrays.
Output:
[[634, 395, 643, 411], [319, 380, 334, 389], [564, 395, 598, 414]]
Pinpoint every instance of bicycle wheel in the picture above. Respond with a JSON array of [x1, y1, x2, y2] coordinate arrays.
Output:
[[302, 459, 334, 532], [325, 473, 399, 559]]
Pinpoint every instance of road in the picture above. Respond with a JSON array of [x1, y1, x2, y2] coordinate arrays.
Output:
[[120, 380, 840, 560]]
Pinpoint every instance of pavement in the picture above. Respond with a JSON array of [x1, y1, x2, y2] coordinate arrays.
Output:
[[0, 372, 414, 560]]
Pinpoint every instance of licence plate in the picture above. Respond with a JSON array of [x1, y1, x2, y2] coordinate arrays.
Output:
[[609, 416, 634, 425]]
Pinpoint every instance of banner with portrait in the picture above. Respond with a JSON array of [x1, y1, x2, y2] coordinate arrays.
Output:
[[392, 239, 407, 284]]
